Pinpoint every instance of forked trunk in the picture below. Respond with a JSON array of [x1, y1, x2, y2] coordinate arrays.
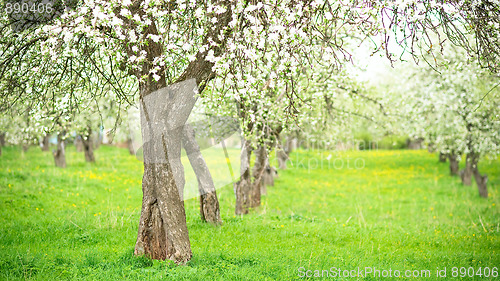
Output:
[[134, 80, 197, 264], [448, 153, 459, 176], [234, 138, 252, 215], [41, 134, 50, 151], [182, 123, 221, 225], [53, 133, 66, 168], [438, 152, 447, 162], [250, 145, 266, 208]]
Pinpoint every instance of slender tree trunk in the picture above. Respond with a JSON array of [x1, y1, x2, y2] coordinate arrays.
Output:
[[250, 145, 266, 208], [41, 134, 50, 151], [460, 153, 474, 186], [234, 138, 252, 215], [439, 152, 447, 162], [75, 135, 84, 152], [53, 133, 66, 168], [448, 153, 459, 176], [182, 123, 222, 225], [22, 143, 29, 152], [81, 130, 95, 163]]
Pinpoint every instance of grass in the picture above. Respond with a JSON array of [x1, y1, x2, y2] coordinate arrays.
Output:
[[0, 145, 499, 280]]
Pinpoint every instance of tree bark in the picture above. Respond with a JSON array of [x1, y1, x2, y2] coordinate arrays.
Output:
[[81, 129, 95, 163], [277, 149, 288, 170], [134, 81, 196, 265], [234, 138, 252, 215], [460, 153, 475, 186], [75, 135, 84, 152], [473, 168, 488, 198], [0, 132, 5, 147], [261, 162, 277, 195], [41, 134, 50, 151], [182, 123, 222, 225], [406, 138, 423, 150], [53, 133, 66, 168], [127, 137, 135, 155], [250, 145, 267, 208], [129, 0, 232, 264], [448, 153, 459, 176], [438, 152, 447, 162]]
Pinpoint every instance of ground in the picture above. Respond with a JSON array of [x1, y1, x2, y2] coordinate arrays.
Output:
[[0, 145, 499, 280]]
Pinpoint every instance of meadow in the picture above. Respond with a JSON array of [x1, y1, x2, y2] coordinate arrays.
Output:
[[0, 145, 498, 280]]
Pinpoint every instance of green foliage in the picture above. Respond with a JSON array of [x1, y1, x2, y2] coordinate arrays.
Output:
[[0, 146, 499, 280]]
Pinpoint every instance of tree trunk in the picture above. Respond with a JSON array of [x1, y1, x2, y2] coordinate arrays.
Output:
[[406, 138, 423, 150], [22, 143, 29, 152], [75, 135, 84, 152], [262, 162, 277, 195], [250, 145, 267, 208], [448, 153, 459, 176], [0, 132, 5, 147], [53, 133, 66, 168], [0, 132, 4, 155], [127, 137, 135, 155], [134, 80, 197, 264], [234, 138, 252, 215], [129, 0, 232, 264], [41, 134, 50, 151], [182, 123, 221, 225], [460, 153, 475, 186], [438, 152, 447, 162], [81, 131, 95, 163], [473, 168, 488, 198], [277, 149, 288, 170]]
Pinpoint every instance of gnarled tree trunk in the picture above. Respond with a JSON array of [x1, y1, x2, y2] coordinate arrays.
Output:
[[130, 0, 232, 264], [448, 153, 459, 176], [234, 138, 252, 215], [182, 123, 222, 225], [134, 81, 196, 264], [53, 133, 66, 168]]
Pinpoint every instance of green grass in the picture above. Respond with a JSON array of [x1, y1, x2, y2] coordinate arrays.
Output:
[[0, 145, 499, 280]]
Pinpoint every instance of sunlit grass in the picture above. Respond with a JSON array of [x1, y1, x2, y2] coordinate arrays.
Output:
[[0, 145, 498, 280]]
